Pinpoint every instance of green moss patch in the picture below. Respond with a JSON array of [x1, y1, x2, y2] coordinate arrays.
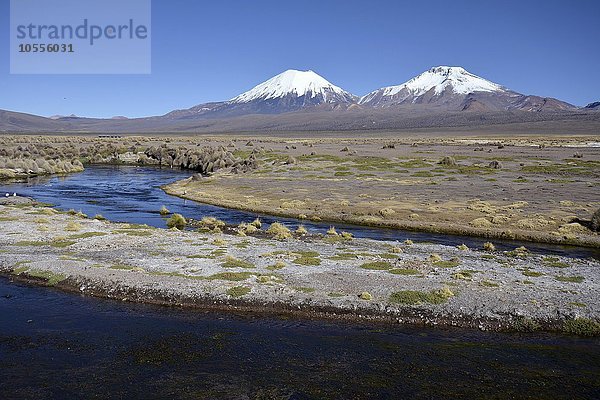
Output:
[[389, 287, 454, 305], [360, 261, 393, 270], [226, 286, 251, 298]]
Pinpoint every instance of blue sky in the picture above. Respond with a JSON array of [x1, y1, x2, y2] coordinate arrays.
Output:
[[1, 0, 599, 118]]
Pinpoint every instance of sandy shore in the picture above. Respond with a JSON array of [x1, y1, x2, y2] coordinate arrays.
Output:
[[1, 198, 598, 335]]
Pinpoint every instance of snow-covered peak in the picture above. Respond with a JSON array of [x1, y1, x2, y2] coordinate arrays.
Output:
[[231, 69, 355, 103], [360, 66, 506, 104]]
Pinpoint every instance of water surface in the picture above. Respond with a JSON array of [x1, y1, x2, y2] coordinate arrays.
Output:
[[1, 165, 598, 259], [1, 277, 598, 399]]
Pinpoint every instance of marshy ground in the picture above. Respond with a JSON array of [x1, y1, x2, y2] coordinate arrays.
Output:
[[164, 135, 600, 247]]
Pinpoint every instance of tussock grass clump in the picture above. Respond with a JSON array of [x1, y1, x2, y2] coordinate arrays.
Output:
[[226, 286, 251, 298], [199, 216, 226, 230], [65, 221, 82, 232], [93, 214, 106, 220], [457, 244, 469, 251], [34, 217, 50, 224], [250, 218, 262, 229], [267, 222, 292, 240], [327, 226, 338, 236], [379, 208, 396, 218], [295, 225, 308, 235], [389, 286, 454, 305], [221, 256, 254, 269], [388, 245, 403, 254], [159, 205, 170, 215], [212, 237, 227, 246], [292, 254, 321, 266], [266, 261, 286, 271], [67, 209, 87, 218], [404, 239, 414, 245], [483, 242, 496, 252], [452, 271, 473, 281], [237, 222, 258, 235], [428, 254, 442, 263], [438, 156, 457, 166], [340, 231, 353, 240], [166, 213, 186, 230], [359, 291, 373, 301]]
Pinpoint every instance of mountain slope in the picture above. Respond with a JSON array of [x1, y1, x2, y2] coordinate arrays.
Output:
[[360, 66, 576, 112], [584, 101, 600, 111]]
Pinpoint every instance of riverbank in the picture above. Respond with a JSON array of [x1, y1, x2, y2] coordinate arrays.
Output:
[[1, 198, 599, 335]]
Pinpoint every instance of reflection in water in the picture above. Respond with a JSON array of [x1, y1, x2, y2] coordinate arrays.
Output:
[[1, 164, 598, 258], [0, 277, 598, 399]]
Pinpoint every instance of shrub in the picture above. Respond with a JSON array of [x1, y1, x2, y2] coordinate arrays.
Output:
[[267, 222, 292, 240], [159, 205, 170, 215], [166, 213, 186, 230]]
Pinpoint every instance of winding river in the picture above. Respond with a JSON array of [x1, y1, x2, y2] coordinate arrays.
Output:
[[1, 165, 598, 259], [1, 165, 599, 398]]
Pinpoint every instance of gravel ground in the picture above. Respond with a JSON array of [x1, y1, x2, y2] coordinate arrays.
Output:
[[1, 198, 598, 334]]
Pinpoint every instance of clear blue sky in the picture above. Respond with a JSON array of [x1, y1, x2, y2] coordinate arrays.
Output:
[[1, 0, 599, 118]]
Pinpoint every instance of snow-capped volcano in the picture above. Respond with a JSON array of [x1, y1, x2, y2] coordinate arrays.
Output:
[[231, 69, 356, 104], [359, 66, 507, 107], [359, 66, 575, 112], [166, 69, 357, 118]]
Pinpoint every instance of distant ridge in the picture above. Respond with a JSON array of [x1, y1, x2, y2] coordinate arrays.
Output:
[[0, 66, 597, 133]]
